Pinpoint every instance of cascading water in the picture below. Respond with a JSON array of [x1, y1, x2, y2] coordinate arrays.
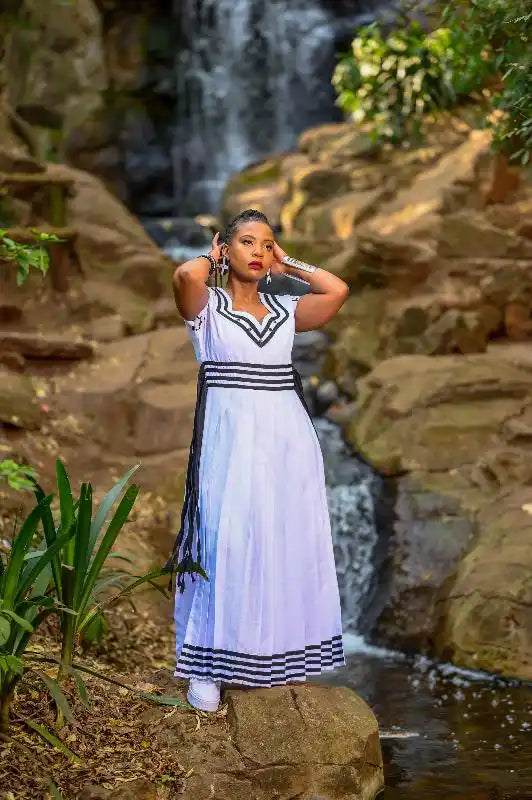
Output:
[[171, 0, 387, 216], [314, 417, 382, 634]]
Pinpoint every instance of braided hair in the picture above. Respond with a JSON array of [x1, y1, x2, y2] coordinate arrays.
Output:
[[222, 209, 271, 245]]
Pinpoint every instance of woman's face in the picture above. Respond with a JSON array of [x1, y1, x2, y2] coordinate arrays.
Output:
[[224, 221, 275, 283]]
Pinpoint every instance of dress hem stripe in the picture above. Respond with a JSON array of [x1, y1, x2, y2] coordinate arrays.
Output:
[[174, 656, 346, 686], [179, 634, 343, 661]]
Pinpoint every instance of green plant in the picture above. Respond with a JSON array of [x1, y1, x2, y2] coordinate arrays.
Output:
[[332, 20, 491, 144], [31, 460, 196, 685], [30, 461, 145, 683], [0, 455, 199, 749], [443, 0, 531, 164], [0, 459, 37, 491], [0, 499, 76, 734], [0, 229, 64, 285]]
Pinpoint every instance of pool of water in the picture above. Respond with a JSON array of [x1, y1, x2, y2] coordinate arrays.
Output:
[[321, 636, 532, 800]]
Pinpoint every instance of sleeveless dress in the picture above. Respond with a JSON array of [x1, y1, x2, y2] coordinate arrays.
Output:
[[169, 286, 345, 687]]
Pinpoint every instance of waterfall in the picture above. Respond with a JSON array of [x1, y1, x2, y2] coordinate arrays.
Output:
[[314, 418, 382, 633], [171, 0, 384, 216]]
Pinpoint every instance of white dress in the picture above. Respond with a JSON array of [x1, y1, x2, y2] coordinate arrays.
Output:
[[169, 286, 345, 687]]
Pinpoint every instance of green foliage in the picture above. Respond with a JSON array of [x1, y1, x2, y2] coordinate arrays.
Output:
[[332, 20, 490, 144], [0, 456, 192, 739], [443, 0, 531, 164], [0, 459, 37, 491], [0, 229, 64, 285], [0, 497, 76, 731], [30, 460, 145, 679]]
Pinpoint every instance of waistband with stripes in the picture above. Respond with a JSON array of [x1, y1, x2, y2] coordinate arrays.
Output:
[[200, 360, 295, 390]]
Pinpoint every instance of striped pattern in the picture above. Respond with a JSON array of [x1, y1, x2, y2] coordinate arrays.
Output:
[[202, 360, 295, 391], [214, 288, 289, 347], [175, 635, 345, 686]]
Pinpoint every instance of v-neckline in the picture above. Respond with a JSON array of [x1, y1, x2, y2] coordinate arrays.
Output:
[[219, 287, 274, 327]]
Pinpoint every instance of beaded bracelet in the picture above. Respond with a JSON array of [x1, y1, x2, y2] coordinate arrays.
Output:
[[200, 254, 217, 275]]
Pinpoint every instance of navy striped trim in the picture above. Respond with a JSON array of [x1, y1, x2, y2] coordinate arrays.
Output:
[[181, 634, 343, 660], [214, 289, 289, 347], [202, 360, 295, 390], [175, 635, 345, 685], [174, 663, 346, 686]]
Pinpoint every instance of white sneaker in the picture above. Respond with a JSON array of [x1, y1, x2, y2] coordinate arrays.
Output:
[[187, 677, 221, 712]]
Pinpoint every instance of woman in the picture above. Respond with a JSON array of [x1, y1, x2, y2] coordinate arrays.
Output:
[[168, 208, 349, 712]]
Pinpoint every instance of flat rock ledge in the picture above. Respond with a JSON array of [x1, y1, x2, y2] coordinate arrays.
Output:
[[80, 683, 384, 800]]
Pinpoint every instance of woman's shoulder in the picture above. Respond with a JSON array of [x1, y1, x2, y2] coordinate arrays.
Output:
[[264, 292, 302, 313], [263, 291, 300, 303]]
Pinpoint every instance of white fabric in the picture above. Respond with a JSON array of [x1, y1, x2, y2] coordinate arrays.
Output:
[[174, 287, 345, 686]]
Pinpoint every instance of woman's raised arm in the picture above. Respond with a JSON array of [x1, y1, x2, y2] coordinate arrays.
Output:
[[172, 233, 222, 321], [271, 241, 349, 333]]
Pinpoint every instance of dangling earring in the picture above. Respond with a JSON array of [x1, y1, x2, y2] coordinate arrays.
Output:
[[266, 267, 272, 284], [220, 254, 229, 276], [213, 253, 229, 288]]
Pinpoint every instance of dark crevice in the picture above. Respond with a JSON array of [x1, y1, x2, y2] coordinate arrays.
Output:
[[289, 686, 307, 726]]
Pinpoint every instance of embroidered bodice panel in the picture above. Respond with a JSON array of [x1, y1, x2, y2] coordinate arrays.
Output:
[[184, 287, 300, 365]]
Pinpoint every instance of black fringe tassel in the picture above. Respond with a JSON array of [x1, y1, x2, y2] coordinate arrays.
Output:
[[165, 362, 208, 593]]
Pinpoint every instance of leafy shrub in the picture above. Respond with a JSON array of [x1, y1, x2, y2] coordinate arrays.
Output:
[[443, 0, 531, 164], [332, 20, 491, 144]]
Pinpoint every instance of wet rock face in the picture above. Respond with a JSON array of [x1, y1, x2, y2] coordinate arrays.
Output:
[[368, 474, 474, 652]]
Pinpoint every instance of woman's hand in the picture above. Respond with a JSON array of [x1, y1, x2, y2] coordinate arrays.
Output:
[[270, 240, 288, 277], [209, 232, 224, 263]]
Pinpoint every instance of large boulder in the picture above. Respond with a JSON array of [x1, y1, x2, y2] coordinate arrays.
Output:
[[137, 681, 383, 800], [437, 209, 532, 260], [46, 163, 173, 298], [343, 347, 532, 677], [367, 470, 475, 651], [324, 290, 388, 388], [435, 490, 532, 679], [347, 351, 532, 475], [53, 327, 199, 456], [223, 685, 383, 800], [75, 280, 155, 334], [289, 188, 385, 242], [360, 129, 492, 242]]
